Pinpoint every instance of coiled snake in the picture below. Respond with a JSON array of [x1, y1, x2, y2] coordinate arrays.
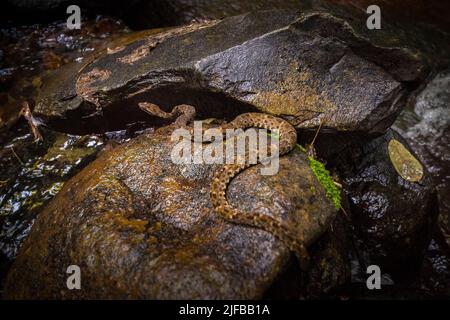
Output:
[[139, 102, 310, 268]]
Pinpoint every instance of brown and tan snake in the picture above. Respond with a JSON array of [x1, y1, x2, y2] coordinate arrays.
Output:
[[139, 102, 309, 268]]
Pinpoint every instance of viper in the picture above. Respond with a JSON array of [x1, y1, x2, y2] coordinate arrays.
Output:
[[139, 102, 310, 268]]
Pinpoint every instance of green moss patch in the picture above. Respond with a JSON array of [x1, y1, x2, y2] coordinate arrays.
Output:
[[308, 156, 341, 210], [265, 140, 341, 210], [295, 144, 341, 210]]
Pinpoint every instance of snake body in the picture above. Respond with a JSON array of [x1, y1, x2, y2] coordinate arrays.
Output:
[[139, 103, 309, 267]]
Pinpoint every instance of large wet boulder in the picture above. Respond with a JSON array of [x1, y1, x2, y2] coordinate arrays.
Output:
[[33, 9, 428, 135], [394, 69, 450, 245], [302, 213, 351, 297], [262, 213, 351, 299], [336, 129, 438, 282], [4, 127, 337, 299], [99, 0, 450, 59]]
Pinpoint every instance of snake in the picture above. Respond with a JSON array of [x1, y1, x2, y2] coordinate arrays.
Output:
[[139, 102, 310, 268]]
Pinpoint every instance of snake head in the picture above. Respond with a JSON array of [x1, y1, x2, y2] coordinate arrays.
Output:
[[138, 102, 162, 116]]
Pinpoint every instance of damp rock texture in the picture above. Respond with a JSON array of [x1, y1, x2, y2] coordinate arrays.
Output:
[[5, 128, 336, 299], [394, 69, 450, 244], [302, 214, 351, 297], [336, 129, 438, 281], [33, 9, 428, 134]]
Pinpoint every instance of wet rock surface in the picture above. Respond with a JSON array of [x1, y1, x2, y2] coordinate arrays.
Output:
[[0, 15, 132, 294], [394, 69, 450, 244], [261, 212, 351, 299], [80, 0, 450, 62], [33, 8, 428, 135], [5, 129, 336, 299], [0, 16, 129, 132], [336, 129, 438, 281], [302, 213, 351, 297], [392, 69, 450, 297], [1, 1, 449, 300], [125, 0, 308, 28]]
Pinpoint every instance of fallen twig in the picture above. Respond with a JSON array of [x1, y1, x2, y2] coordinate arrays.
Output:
[[10, 146, 24, 165]]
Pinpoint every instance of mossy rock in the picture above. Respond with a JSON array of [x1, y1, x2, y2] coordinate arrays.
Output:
[[5, 129, 337, 299]]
